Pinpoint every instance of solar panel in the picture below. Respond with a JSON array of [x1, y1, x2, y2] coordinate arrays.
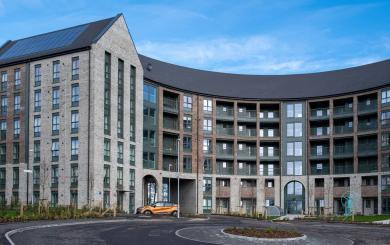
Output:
[[0, 24, 88, 61]]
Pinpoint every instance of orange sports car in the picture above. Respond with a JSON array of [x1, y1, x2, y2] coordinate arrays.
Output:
[[136, 202, 178, 216]]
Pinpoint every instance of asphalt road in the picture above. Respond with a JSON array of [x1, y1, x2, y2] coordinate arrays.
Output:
[[1, 216, 390, 245]]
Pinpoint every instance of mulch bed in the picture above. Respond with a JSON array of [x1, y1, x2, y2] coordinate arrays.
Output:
[[224, 227, 303, 239]]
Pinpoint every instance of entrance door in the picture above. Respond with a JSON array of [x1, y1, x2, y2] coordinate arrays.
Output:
[[284, 181, 305, 214]]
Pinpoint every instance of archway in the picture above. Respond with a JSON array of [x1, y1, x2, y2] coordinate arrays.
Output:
[[143, 175, 158, 205], [284, 181, 305, 214]]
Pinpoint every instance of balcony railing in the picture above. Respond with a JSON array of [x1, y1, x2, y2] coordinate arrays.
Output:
[[310, 147, 329, 159], [358, 121, 377, 131], [310, 165, 330, 175], [334, 105, 353, 117], [163, 117, 178, 130], [216, 127, 234, 136], [259, 166, 280, 176], [163, 144, 178, 155], [163, 162, 177, 171], [358, 143, 377, 156], [259, 111, 279, 121], [216, 165, 233, 175], [310, 108, 330, 119], [358, 162, 378, 173], [259, 129, 279, 138], [163, 97, 179, 113], [334, 145, 353, 158], [334, 125, 353, 134], [334, 164, 354, 174], [237, 164, 257, 176], [238, 110, 257, 121], [143, 160, 156, 169], [216, 146, 234, 159], [382, 161, 390, 172], [358, 101, 377, 113], [259, 148, 279, 160], [237, 148, 257, 160], [238, 128, 257, 137], [310, 127, 330, 136], [216, 107, 234, 119]]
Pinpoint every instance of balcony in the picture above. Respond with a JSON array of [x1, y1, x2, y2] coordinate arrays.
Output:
[[163, 97, 179, 113], [237, 163, 257, 176], [237, 128, 257, 137], [240, 186, 257, 198], [358, 101, 377, 114], [216, 107, 234, 120], [216, 163, 233, 175], [334, 164, 354, 174], [143, 160, 156, 169], [310, 127, 330, 137], [216, 127, 234, 136], [237, 147, 257, 160], [0, 131, 6, 140], [259, 128, 279, 138], [310, 164, 330, 175], [259, 111, 279, 122], [382, 160, 390, 172], [310, 146, 329, 160], [358, 162, 378, 173], [216, 146, 234, 159], [163, 117, 178, 130], [259, 165, 280, 176], [163, 144, 178, 155], [358, 121, 377, 132], [237, 109, 256, 122], [334, 105, 353, 118], [310, 108, 329, 120], [163, 161, 177, 171], [334, 145, 353, 158], [358, 143, 377, 157], [334, 125, 353, 135], [259, 148, 279, 161]]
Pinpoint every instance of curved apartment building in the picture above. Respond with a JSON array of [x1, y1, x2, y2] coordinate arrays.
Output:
[[0, 14, 390, 216]]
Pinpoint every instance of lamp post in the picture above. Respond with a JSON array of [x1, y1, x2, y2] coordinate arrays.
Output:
[[177, 137, 180, 219], [168, 164, 172, 202]]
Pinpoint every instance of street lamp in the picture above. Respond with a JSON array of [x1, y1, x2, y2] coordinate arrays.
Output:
[[177, 138, 180, 219], [168, 164, 172, 202]]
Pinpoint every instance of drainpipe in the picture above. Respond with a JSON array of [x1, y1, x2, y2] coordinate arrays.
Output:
[[87, 50, 91, 207], [25, 62, 30, 205]]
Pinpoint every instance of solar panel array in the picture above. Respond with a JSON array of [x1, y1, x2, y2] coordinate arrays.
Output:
[[0, 24, 88, 61]]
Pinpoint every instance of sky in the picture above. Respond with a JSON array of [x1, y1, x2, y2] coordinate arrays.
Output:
[[0, 0, 389, 74]]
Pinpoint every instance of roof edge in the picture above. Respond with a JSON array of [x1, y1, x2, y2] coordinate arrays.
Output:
[[92, 13, 123, 43]]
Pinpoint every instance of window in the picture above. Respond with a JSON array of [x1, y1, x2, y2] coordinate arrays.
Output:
[[183, 136, 192, 152], [129, 169, 135, 189], [12, 143, 19, 163], [14, 95, 20, 113], [130, 145, 135, 166], [71, 164, 78, 187], [34, 116, 41, 137], [117, 59, 124, 138], [52, 113, 60, 135], [265, 199, 275, 207], [51, 191, 58, 207], [204, 158, 212, 173], [34, 64, 41, 86], [287, 123, 302, 137], [287, 103, 303, 118], [266, 179, 274, 188], [203, 178, 212, 193], [1, 96, 8, 115], [34, 141, 40, 162], [203, 197, 212, 213], [203, 139, 212, 154], [203, 119, 212, 132], [117, 142, 123, 163], [71, 84, 79, 107], [12, 167, 19, 187], [117, 167, 123, 187], [287, 161, 303, 175], [33, 166, 40, 186], [203, 99, 212, 112], [34, 90, 42, 112], [71, 110, 79, 133], [143, 84, 157, 103], [70, 191, 78, 207], [51, 165, 59, 186], [51, 139, 59, 161], [0, 144, 5, 164], [104, 53, 111, 135], [287, 142, 302, 156], [0, 120, 6, 140], [53, 60, 60, 82], [184, 95, 192, 110], [71, 137, 79, 160], [315, 178, 325, 187], [104, 165, 110, 188], [381, 111, 390, 127], [183, 115, 192, 132], [13, 119, 20, 139], [14, 69, 21, 89], [52, 86, 60, 109], [104, 138, 111, 161], [71, 57, 80, 80], [130, 66, 136, 142], [382, 89, 390, 104], [1, 71, 7, 91], [183, 156, 192, 172], [0, 169, 5, 188]]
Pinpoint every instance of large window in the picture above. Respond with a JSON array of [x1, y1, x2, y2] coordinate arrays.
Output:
[[71, 57, 80, 80], [34, 116, 41, 137], [203, 99, 212, 112], [129, 169, 135, 189], [183, 95, 192, 110], [203, 178, 212, 193], [33, 167, 40, 186], [1, 72, 7, 91], [51, 139, 59, 161], [71, 137, 79, 160], [51, 165, 59, 186], [34, 141, 40, 162], [14, 69, 21, 89], [12, 167, 19, 187], [34, 64, 41, 86], [104, 138, 111, 161], [203, 197, 212, 213], [382, 89, 390, 105], [1, 96, 7, 115], [117, 59, 124, 138], [183, 115, 192, 132], [0, 120, 5, 140], [117, 142, 123, 163], [130, 145, 135, 166], [287, 123, 302, 137], [287, 161, 303, 175], [53, 60, 60, 82], [204, 158, 212, 173], [203, 119, 212, 132], [52, 113, 60, 135], [130, 65, 136, 142], [71, 84, 79, 107], [13, 119, 20, 139], [52, 86, 60, 109], [287, 142, 303, 156], [183, 136, 192, 152], [117, 167, 123, 187], [14, 95, 20, 113], [287, 103, 303, 118], [12, 143, 19, 163], [104, 52, 111, 135], [71, 164, 78, 186], [34, 90, 41, 112], [144, 84, 156, 103], [71, 110, 79, 133], [381, 111, 390, 127], [203, 139, 212, 154], [104, 165, 110, 188]]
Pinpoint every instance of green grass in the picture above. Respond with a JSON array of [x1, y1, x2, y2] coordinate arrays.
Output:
[[344, 215, 390, 222]]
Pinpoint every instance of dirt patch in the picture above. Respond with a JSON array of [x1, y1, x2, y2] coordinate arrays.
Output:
[[224, 227, 303, 239]]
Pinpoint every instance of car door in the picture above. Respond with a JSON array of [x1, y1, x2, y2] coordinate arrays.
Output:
[[153, 202, 165, 214]]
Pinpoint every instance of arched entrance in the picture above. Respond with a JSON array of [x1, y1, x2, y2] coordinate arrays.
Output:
[[143, 175, 158, 205], [284, 181, 305, 214]]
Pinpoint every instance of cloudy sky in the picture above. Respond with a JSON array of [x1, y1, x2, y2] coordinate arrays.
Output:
[[0, 0, 389, 74]]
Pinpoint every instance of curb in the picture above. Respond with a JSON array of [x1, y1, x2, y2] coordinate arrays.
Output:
[[221, 228, 307, 242]]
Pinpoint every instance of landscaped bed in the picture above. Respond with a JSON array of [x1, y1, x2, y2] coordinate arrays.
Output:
[[223, 227, 303, 239]]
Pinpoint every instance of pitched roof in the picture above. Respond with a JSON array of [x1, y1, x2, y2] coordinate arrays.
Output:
[[0, 14, 121, 67], [139, 54, 390, 100]]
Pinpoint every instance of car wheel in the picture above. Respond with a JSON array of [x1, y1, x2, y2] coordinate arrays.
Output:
[[144, 210, 152, 216], [171, 211, 177, 216]]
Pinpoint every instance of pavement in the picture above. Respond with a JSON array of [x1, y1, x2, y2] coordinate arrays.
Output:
[[0, 215, 389, 245]]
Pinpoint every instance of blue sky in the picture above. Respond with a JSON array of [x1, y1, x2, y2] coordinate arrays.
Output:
[[0, 0, 389, 74]]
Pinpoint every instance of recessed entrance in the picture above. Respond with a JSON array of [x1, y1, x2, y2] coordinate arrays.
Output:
[[284, 181, 305, 214]]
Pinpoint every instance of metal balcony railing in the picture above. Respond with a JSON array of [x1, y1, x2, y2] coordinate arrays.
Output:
[[216, 107, 234, 119], [310, 146, 330, 158], [237, 164, 257, 176], [358, 101, 377, 113], [334, 145, 353, 157], [163, 97, 179, 113], [358, 163, 378, 173], [310, 108, 330, 119], [310, 166, 330, 175], [259, 128, 279, 138], [334, 125, 353, 134], [334, 164, 354, 174], [358, 121, 377, 131], [237, 148, 257, 160], [216, 146, 234, 158], [163, 117, 178, 130], [310, 127, 330, 136], [238, 109, 257, 121], [334, 105, 353, 116], [259, 111, 279, 120], [237, 128, 257, 137], [216, 165, 234, 175], [216, 127, 234, 136]]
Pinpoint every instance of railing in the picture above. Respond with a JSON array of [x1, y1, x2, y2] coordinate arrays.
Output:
[[238, 109, 257, 120], [310, 127, 330, 136], [163, 144, 178, 155], [259, 128, 279, 137], [163, 162, 177, 171], [259, 148, 280, 159], [216, 107, 234, 118], [237, 148, 257, 160], [237, 128, 257, 137], [334, 125, 353, 134], [310, 108, 330, 118], [358, 143, 377, 155], [163, 97, 179, 112], [237, 164, 257, 176], [382, 119, 390, 129], [334, 164, 354, 174], [334, 105, 353, 116], [259, 111, 279, 120], [259, 166, 280, 176], [216, 146, 234, 158], [216, 165, 233, 175], [310, 146, 329, 158], [216, 127, 234, 136], [143, 160, 156, 169], [358, 121, 377, 131], [382, 161, 390, 172], [163, 117, 178, 130], [310, 166, 330, 175], [334, 145, 353, 157], [358, 101, 377, 113], [358, 163, 378, 173]]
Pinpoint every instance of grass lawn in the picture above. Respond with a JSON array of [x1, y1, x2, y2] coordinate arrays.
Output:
[[344, 215, 390, 222]]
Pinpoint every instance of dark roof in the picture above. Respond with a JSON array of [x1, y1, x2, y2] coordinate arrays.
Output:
[[0, 14, 121, 67], [139, 54, 390, 100]]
